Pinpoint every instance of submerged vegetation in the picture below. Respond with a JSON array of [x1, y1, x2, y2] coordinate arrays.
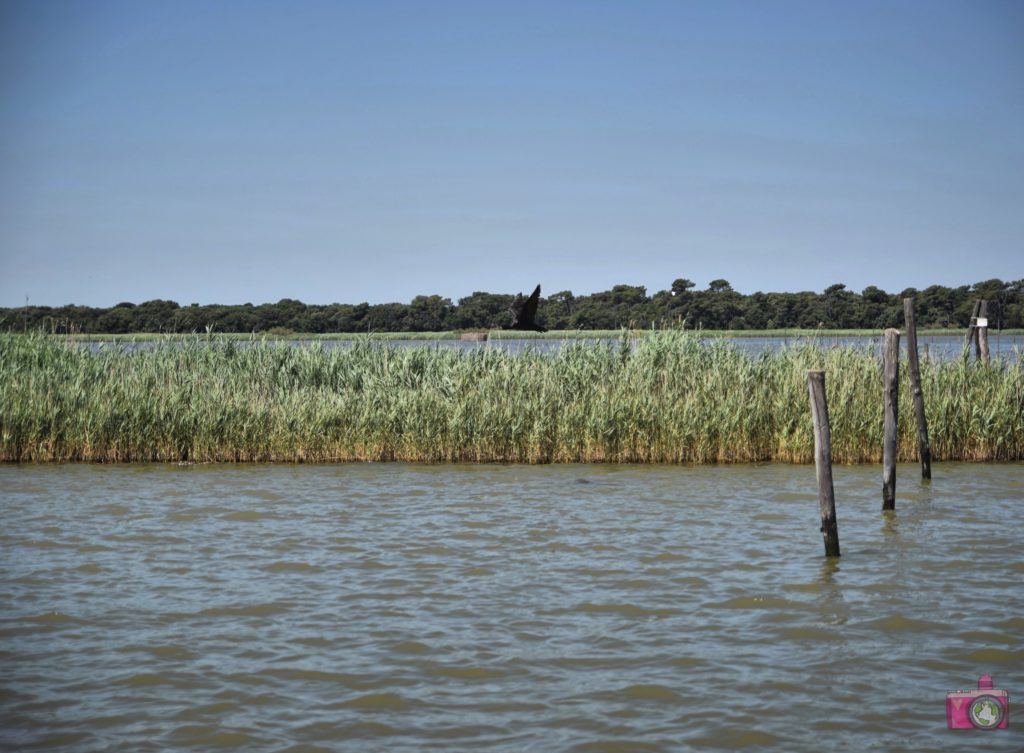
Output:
[[1, 331, 1021, 464]]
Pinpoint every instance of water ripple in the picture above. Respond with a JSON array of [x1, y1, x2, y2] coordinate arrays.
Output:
[[1, 462, 1022, 752]]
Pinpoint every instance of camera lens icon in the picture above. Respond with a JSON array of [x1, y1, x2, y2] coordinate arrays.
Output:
[[968, 695, 1005, 730], [946, 674, 1009, 730]]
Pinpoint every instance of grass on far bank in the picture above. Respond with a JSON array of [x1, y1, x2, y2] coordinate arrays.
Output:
[[2, 330, 1021, 464], [50, 327, 1024, 342]]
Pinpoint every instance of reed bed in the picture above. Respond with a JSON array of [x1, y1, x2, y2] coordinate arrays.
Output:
[[1, 331, 1021, 463]]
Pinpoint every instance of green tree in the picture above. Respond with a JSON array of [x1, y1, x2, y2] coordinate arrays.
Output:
[[671, 278, 696, 295], [407, 295, 453, 331]]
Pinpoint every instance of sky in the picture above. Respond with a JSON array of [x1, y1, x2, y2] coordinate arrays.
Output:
[[1, 0, 1022, 308]]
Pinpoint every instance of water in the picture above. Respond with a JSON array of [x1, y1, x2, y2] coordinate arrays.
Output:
[[720, 333, 1021, 361], [1, 463, 1022, 752], [79, 333, 1022, 361]]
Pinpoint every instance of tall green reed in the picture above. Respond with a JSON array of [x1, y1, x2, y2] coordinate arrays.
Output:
[[1, 331, 1020, 463]]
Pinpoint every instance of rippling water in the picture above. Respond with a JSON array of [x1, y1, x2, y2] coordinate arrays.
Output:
[[1, 463, 1022, 752]]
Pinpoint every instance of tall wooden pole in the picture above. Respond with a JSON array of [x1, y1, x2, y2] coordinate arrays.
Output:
[[903, 299, 931, 480], [807, 371, 840, 557], [977, 300, 990, 364], [882, 328, 900, 510], [963, 300, 981, 363]]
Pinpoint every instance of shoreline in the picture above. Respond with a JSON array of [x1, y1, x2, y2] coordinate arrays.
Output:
[[39, 327, 1024, 342]]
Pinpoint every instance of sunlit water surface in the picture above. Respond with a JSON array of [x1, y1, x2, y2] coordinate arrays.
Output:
[[1, 463, 1022, 752]]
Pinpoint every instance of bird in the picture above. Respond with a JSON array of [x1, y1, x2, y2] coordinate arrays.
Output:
[[508, 284, 547, 332]]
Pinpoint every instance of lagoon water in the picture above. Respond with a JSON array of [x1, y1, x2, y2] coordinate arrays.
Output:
[[80, 333, 1022, 362], [1, 462, 1022, 752]]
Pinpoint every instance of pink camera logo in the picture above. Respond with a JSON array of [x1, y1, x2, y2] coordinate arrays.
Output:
[[946, 675, 1009, 730]]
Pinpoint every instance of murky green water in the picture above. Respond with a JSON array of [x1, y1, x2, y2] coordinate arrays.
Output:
[[1, 463, 1022, 752]]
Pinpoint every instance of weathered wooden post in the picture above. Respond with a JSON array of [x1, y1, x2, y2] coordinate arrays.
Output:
[[807, 370, 840, 557], [903, 298, 931, 480], [977, 300, 990, 364], [963, 300, 981, 362], [882, 328, 900, 510]]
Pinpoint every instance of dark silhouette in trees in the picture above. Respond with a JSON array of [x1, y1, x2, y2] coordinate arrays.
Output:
[[508, 284, 547, 332]]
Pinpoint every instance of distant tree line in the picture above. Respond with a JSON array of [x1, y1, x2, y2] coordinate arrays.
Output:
[[3, 278, 1022, 335]]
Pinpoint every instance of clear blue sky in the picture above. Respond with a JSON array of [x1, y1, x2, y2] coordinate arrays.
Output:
[[1, 0, 1022, 307]]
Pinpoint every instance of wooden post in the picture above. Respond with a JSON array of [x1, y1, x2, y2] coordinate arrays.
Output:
[[977, 300, 990, 364], [903, 298, 931, 480], [963, 300, 981, 362], [882, 328, 900, 510], [807, 370, 840, 557]]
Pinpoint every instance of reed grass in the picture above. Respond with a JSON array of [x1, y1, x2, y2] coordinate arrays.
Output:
[[1, 331, 1021, 463]]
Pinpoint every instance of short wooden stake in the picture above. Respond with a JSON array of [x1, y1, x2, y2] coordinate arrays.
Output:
[[903, 298, 931, 480], [807, 370, 840, 557], [977, 300, 990, 364], [882, 328, 900, 510]]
